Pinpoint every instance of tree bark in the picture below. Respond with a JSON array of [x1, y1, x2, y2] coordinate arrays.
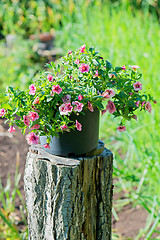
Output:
[[24, 142, 113, 240]]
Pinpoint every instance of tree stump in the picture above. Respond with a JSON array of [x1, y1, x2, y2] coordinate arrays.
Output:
[[24, 141, 113, 240]]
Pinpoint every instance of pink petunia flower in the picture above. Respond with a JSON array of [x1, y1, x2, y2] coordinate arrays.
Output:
[[135, 101, 140, 107], [79, 63, 90, 73], [28, 112, 39, 121], [133, 81, 142, 91], [59, 103, 73, 115], [31, 124, 40, 130], [141, 101, 146, 107], [76, 120, 82, 131], [0, 108, 5, 117], [43, 143, 50, 149], [60, 124, 68, 130], [51, 85, 62, 94], [72, 101, 84, 112], [47, 74, 53, 81], [74, 59, 80, 65], [62, 94, 71, 103], [102, 89, 115, 99], [78, 94, 83, 100], [8, 126, 15, 133], [88, 101, 94, 112], [23, 115, 30, 126], [79, 44, 86, 53], [117, 126, 126, 132], [145, 101, 152, 113], [121, 65, 126, 70], [94, 70, 99, 78], [129, 65, 140, 71], [26, 132, 39, 145], [106, 100, 116, 114], [29, 84, 36, 95], [33, 97, 40, 105]]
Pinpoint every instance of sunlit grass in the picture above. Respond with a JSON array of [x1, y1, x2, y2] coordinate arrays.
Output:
[[0, 162, 28, 240]]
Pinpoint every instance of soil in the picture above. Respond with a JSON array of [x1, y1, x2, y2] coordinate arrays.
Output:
[[0, 118, 149, 239]]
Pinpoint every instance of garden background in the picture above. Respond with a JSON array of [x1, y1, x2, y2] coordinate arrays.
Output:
[[0, 0, 160, 239]]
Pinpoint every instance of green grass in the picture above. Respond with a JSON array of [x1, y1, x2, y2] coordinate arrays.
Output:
[[0, 162, 28, 240], [56, 2, 160, 239]]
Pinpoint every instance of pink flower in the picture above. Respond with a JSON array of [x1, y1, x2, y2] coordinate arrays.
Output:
[[129, 65, 140, 71], [131, 115, 138, 121], [121, 65, 126, 70], [62, 94, 71, 103], [129, 92, 133, 96], [102, 89, 115, 99], [8, 126, 15, 133], [154, 100, 157, 104], [59, 103, 73, 115], [79, 63, 90, 73], [75, 59, 80, 65], [51, 85, 62, 94], [23, 115, 30, 126], [26, 132, 39, 145], [28, 112, 39, 121], [68, 51, 72, 55], [31, 124, 40, 130], [79, 44, 86, 53], [76, 120, 82, 131], [60, 124, 68, 130], [88, 101, 94, 112], [64, 103, 73, 113], [72, 101, 84, 112], [33, 97, 40, 104], [133, 81, 142, 91], [47, 74, 53, 81], [29, 84, 36, 95], [0, 108, 5, 117], [145, 101, 152, 113], [94, 70, 99, 77], [141, 101, 146, 107], [135, 101, 140, 107], [78, 95, 83, 100], [43, 143, 50, 149], [117, 126, 126, 132], [106, 100, 116, 114]]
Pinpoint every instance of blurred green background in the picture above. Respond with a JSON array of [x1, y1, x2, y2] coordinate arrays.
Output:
[[0, 0, 160, 239]]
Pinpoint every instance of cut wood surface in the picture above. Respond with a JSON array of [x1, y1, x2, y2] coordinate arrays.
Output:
[[24, 143, 113, 240]]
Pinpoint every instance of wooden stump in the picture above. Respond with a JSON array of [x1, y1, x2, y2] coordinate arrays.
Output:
[[24, 141, 113, 240]]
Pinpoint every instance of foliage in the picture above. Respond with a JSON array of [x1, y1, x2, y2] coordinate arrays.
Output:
[[0, 0, 159, 39]]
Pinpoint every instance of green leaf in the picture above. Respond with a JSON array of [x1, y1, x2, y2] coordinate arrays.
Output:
[[106, 60, 112, 71], [92, 59, 99, 66], [115, 67, 122, 73]]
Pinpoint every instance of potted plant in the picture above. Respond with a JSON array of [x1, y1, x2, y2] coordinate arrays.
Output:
[[0, 45, 156, 156]]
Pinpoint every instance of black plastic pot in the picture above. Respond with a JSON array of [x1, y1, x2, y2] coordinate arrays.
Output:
[[40, 108, 100, 157]]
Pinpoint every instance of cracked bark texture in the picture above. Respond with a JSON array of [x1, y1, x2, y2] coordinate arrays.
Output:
[[24, 144, 113, 240]]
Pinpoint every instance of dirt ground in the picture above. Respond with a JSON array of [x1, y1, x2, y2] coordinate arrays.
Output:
[[0, 118, 148, 239]]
